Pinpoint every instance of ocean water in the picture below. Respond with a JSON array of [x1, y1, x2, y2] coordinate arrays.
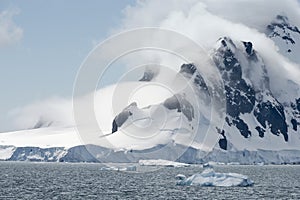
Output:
[[0, 162, 299, 199]]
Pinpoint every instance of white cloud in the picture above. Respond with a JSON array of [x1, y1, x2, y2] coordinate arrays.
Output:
[[121, 0, 300, 29], [0, 9, 23, 47], [118, 0, 300, 85], [7, 0, 300, 131], [201, 0, 300, 30], [8, 97, 74, 130]]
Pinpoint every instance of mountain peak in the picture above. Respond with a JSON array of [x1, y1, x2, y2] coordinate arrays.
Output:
[[266, 15, 300, 61]]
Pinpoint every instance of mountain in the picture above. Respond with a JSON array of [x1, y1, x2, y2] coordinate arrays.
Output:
[[1, 15, 300, 164], [212, 37, 295, 149], [266, 15, 300, 63], [105, 35, 300, 154]]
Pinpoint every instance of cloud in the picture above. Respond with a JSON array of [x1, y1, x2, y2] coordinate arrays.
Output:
[[7, 0, 300, 131], [201, 0, 300, 30], [121, 0, 300, 29], [8, 97, 74, 130], [118, 0, 300, 88], [0, 9, 23, 47], [120, 0, 300, 44]]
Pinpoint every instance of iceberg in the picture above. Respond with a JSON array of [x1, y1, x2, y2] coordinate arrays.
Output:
[[139, 159, 190, 167], [176, 166, 254, 187]]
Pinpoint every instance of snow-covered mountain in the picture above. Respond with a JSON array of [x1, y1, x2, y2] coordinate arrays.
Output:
[[266, 15, 300, 63], [1, 8, 300, 164], [105, 34, 300, 153], [212, 37, 300, 150]]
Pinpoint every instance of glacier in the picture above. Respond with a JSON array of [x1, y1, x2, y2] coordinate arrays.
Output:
[[1, 141, 300, 164]]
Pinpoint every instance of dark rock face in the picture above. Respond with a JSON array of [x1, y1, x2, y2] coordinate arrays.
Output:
[[112, 111, 132, 133], [290, 99, 300, 132], [255, 126, 265, 138], [224, 84, 255, 118], [111, 102, 136, 133], [254, 101, 288, 141], [291, 119, 298, 131], [296, 98, 300, 111], [216, 128, 227, 150], [213, 38, 255, 138], [33, 118, 53, 129], [179, 63, 210, 95], [212, 37, 290, 141], [139, 68, 156, 81], [232, 118, 251, 138], [163, 94, 194, 121], [179, 63, 198, 75], [291, 98, 300, 113], [112, 120, 118, 133], [291, 97, 300, 130], [243, 41, 253, 55], [267, 15, 300, 36], [214, 39, 256, 113], [218, 138, 227, 150], [282, 36, 295, 44]]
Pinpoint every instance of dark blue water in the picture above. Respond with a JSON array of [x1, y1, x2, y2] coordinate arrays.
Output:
[[0, 162, 299, 199]]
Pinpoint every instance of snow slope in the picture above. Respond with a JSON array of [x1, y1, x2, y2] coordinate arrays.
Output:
[[0, 127, 81, 148]]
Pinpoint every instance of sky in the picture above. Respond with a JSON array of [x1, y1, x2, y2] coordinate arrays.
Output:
[[1, 0, 300, 133], [0, 0, 134, 132]]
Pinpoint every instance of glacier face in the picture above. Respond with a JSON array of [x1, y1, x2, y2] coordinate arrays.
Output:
[[2, 144, 300, 165]]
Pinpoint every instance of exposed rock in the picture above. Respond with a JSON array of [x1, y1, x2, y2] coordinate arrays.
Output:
[[213, 38, 255, 138], [267, 15, 300, 53], [163, 94, 194, 121], [255, 126, 265, 138], [243, 41, 253, 55], [111, 102, 136, 133], [291, 119, 298, 131], [33, 118, 53, 129], [216, 128, 227, 150], [254, 101, 288, 141], [139, 68, 157, 81]]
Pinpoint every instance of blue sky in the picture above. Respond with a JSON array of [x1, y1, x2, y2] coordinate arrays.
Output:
[[0, 0, 134, 131]]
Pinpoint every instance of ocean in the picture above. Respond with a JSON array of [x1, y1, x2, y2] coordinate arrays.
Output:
[[0, 162, 299, 199]]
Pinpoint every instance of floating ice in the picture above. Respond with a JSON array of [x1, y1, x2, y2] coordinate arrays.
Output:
[[100, 165, 137, 172], [176, 166, 254, 187], [139, 159, 190, 167]]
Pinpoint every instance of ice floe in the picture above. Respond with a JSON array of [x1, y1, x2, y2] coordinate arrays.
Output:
[[176, 165, 254, 187], [139, 159, 190, 167]]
